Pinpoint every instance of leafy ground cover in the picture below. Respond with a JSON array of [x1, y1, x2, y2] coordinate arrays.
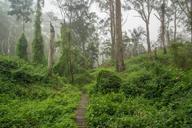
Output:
[[0, 56, 81, 128], [87, 48, 192, 128]]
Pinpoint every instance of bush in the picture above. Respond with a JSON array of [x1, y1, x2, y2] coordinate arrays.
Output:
[[74, 71, 94, 85], [95, 70, 122, 94], [170, 42, 192, 69], [121, 69, 152, 97], [0, 56, 47, 84]]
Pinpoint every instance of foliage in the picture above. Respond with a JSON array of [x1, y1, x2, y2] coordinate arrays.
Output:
[[32, 0, 45, 64], [16, 33, 28, 60], [8, 0, 33, 31], [0, 55, 80, 128], [170, 42, 192, 69], [87, 50, 192, 128], [0, 55, 46, 84], [0, 81, 80, 128], [94, 70, 122, 94], [74, 71, 94, 85]]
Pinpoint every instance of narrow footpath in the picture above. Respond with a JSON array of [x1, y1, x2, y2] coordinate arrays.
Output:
[[75, 93, 89, 128]]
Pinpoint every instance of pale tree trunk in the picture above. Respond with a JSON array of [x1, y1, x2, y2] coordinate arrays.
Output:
[[161, 0, 167, 54], [174, 8, 177, 42], [48, 22, 55, 76], [146, 22, 151, 53], [69, 16, 74, 83], [191, 0, 192, 42], [166, 29, 170, 45], [23, 16, 25, 33], [115, 0, 125, 72], [7, 30, 11, 55], [110, 0, 116, 60]]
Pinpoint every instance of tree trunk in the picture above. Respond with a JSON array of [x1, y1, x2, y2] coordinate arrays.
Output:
[[166, 29, 170, 46], [110, 0, 116, 60], [146, 22, 151, 53], [48, 23, 55, 76], [161, 0, 167, 54], [22, 17, 25, 33], [174, 9, 177, 42], [69, 16, 74, 83], [191, 0, 192, 42], [115, 0, 125, 72]]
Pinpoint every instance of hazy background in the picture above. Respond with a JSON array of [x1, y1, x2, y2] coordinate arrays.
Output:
[[43, 0, 160, 42]]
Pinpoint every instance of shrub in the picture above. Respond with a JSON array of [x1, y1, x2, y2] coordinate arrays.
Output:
[[0, 56, 47, 84], [95, 70, 122, 94], [170, 42, 192, 69], [121, 69, 152, 97], [74, 71, 94, 85]]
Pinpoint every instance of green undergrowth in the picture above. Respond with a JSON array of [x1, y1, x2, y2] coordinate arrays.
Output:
[[0, 55, 81, 128], [87, 48, 192, 128]]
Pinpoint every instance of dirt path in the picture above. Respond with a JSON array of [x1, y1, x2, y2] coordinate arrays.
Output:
[[75, 93, 89, 128]]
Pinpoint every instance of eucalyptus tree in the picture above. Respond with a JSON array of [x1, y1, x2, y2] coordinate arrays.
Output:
[[154, 0, 167, 54], [115, 0, 125, 72], [176, 0, 192, 42], [54, 0, 98, 82], [95, 0, 116, 60], [168, 0, 183, 42], [48, 23, 55, 76], [126, 0, 155, 53], [8, 0, 33, 32], [0, 1, 11, 54]]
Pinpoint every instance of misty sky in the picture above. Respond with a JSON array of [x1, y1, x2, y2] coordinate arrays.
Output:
[[43, 0, 160, 43]]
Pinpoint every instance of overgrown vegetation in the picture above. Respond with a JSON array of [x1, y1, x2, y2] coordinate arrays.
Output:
[[32, 0, 45, 64], [87, 43, 192, 128], [16, 33, 28, 60], [1, 0, 192, 127], [0, 56, 80, 128]]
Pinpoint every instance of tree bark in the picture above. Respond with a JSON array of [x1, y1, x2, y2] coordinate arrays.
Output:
[[115, 0, 125, 72], [174, 9, 177, 42], [110, 0, 116, 60], [161, 0, 167, 54], [48, 22, 55, 76]]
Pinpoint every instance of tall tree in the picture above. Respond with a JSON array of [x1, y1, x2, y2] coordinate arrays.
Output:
[[154, 0, 167, 54], [110, 0, 116, 60], [32, 0, 45, 64], [127, 0, 155, 53], [48, 22, 55, 76], [177, 0, 192, 42], [54, 0, 98, 81], [8, 0, 33, 32], [170, 0, 182, 42], [95, 0, 116, 60], [161, 0, 166, 53], [8, 0, 33, 59], [115, 0, 125, 72]]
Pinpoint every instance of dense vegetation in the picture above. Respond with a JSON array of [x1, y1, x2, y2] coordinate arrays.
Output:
[[0, 55, 80, 128], [87, 43, 192, 128], [0, 42, 192, 127], [0, 0, 192, 127]]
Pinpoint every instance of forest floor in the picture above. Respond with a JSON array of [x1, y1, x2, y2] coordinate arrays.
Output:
[[75, 92, 89, 128]]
